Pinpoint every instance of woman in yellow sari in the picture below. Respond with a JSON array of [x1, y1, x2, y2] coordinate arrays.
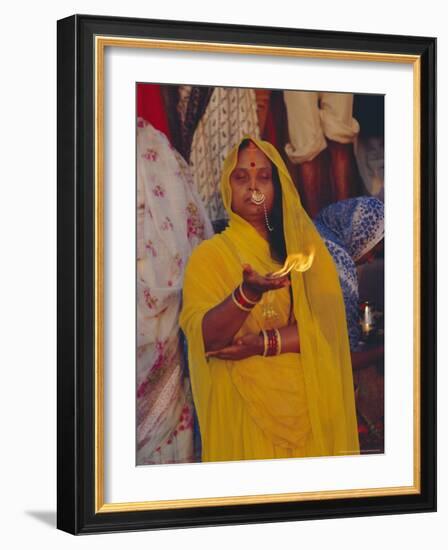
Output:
[[179, 135, 359, 462]]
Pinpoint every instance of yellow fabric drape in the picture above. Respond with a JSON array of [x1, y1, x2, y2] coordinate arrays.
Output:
[[179, 135, 359, 462]]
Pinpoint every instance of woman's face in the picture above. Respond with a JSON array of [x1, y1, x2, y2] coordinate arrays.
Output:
[[356, 238, 384, 266], [229, 144, 275, 223]]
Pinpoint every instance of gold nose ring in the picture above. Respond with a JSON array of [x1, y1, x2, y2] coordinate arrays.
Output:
[[251, 189, 266, 205]]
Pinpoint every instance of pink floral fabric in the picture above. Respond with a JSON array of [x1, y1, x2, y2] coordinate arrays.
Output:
[[137, 119, 214, 464]]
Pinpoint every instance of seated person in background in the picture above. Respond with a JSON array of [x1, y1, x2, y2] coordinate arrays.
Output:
[[314, 196, 384, 370]]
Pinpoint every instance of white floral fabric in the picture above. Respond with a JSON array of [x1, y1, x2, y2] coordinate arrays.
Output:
[[136, 119, 214, 464]]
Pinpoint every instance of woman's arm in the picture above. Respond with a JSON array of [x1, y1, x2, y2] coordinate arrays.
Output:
[[277, 323, 300, 354], [205, 322, 300, 360], [203, 264, 290, 352], [202, 289, 257, 352]]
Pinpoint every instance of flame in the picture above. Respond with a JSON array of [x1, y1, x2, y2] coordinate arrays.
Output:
[[270, 249, 315, 277]]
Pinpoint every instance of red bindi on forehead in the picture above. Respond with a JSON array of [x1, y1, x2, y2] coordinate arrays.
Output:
[[236, 144, 271, 173], [247, 141, 258, 169]]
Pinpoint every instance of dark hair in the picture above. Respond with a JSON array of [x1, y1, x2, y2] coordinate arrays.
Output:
[[238, 139, 287, 264]]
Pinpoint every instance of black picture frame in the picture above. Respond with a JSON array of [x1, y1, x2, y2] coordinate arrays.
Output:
[[57, 14, 436, 535]]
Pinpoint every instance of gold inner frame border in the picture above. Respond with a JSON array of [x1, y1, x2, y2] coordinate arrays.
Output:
[[94, 35, 421, 513]]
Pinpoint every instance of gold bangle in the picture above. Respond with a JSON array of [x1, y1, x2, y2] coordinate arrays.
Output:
[[239, 283, 261, 305], [231, 290, 252, 312], [261, 330, 268, 357], [274, 328, 282, 355]]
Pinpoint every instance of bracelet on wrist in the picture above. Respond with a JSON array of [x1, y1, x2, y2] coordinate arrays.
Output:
[[261, 330, 268, 356], [260, 328, 282, 356], [239, 282, 261, 305], [232, 285, 257, 312], [274, 328, 281, 355]]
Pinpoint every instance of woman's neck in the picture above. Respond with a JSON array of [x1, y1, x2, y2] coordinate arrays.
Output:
[[250, 219, 269, 242], [228, 214, 270, 246]]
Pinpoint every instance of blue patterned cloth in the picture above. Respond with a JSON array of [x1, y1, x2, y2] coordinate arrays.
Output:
[[314, 197, 384, 351]]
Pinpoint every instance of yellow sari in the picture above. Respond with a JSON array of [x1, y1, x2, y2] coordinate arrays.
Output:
[[179, 135, 359, 462]]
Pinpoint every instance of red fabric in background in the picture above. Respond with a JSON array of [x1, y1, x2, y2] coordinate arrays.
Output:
[[262, 102, 278, 148], [137, 83, 172, 140], [261, 91, 289, 151]]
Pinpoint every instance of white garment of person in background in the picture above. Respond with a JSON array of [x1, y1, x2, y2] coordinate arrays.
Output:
[[136, 119, 214, 464], [354, 136, 384, 201], [283, 90, 360, 164]]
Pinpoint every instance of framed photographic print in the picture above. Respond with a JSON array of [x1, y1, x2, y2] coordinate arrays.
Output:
[[57, 14, 436, 534]]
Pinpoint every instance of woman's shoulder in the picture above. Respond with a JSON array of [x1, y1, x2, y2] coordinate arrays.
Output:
[[324, 239, 356, 274], [182, 234, 235, 299], [185, 234, 228, 269], [188, 234, 221, 255]]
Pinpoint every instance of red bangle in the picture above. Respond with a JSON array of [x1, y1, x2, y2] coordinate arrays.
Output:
[[239, 283, 261, 305], [261, 328, 281, 357], [268, 329, 277, 356], [232, 285, 256, 311]]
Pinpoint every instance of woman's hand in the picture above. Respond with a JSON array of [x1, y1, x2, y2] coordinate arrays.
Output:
[[205, 332, 264, 361], [242, 263, 290, 301]]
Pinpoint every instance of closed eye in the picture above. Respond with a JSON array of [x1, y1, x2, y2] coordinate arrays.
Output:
[[232, 171, 249, 181]]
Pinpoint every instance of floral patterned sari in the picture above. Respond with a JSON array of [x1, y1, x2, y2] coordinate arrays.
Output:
[[136, 119, 214, 464]]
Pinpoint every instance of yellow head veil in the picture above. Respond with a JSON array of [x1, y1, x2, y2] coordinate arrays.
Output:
[[180, 135, 359, 458], [218, 135, 359, 456]]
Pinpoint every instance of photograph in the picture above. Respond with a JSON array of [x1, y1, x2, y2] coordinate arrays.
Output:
[[136, 84, 386, 466], [55, 13, 436, 534]]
